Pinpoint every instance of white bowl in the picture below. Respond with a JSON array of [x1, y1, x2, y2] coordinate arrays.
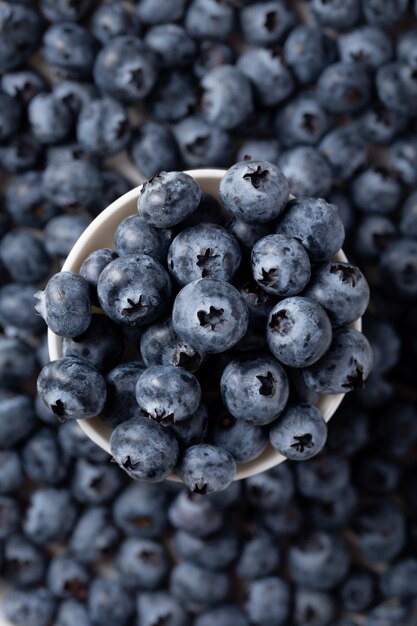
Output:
[[48, 169, 361, 481]]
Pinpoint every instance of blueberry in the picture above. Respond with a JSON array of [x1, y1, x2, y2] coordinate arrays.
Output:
[[101, 361, 147, 428], [5, 172, 61, 229], [0, 4, 43, 72], [277, 95, 329, 149], [93, 169, 131, 216], [69, 506, 118, 565], [93, 36, 157, 103], [259, 505, 301, 539], [24, 487, 77, 545], [47, 555, 89, 600], [294, 588, 335, 626], [0, 451, 23, 495], [97, 254, 172, 327], [79, 248, 118, 307], [147, 71, 197, 123], [199, 65, 253, 129], [130, 122, 179, 179], [221, 355, 288, 426], [354, 215, 398, 260], [295, 454, 350, 502], [110, 417, 179, 482], [246, 463, 294, 511], [139, 171, 201, 229], [252, 234, 311, 297], [380, 238, 417, 300], [351, 503, 406, 563], [288, 532, 351, 590], [351, 166, 402, 214], [278, 146, 332, 197], [283, 25, 337, 85], [389, 137, 417, 185], [53, 600, 91, 626], [170, 561, 230, 611], [116, 537, 170, 590], [35, 272, 91, 338], [364, 601, 411, 626], [238, 48, 294, 107], [319, 126, 367, 182], [140, 318, 205, 373], [72, 457, 125, 505], [37, 357, 106, 421], [245, 577, 290, 626], [168, 223, 241, 286], [193, 40, 235, 79], [289, 367, 320, 405], [220, 160, 289, 223], [173, 115, 231, 169], [400, 191, 417, 238], [43, 161, 102, 210], [43, 23, 97, 78], [240, 1, 295, 45], [267, 297, 332, 368], [185, 0, 235, 40], [168, 490, 223, 537], [88, 576, 134, 626], [3, 534, 46, 588], [209, 409, 268, 463], [362, 0, 408, 26], [303, 327, 373, 394], [136, 591, 188, 626], [0, 229, 50, 284], [236, 139, 281, 165], [145, 24, 196, 68], [137, 0, 187, 24], [310, 484, 358, 530], [40, 0, 92, 21], [375, 62, 412, 115], [77, 98, 130, 157], [22, 427, 69, 486], [276, 196, 345, 263], [195, 605, 249, 626], [178, 444, 236, 494], [338, 26, 393, 68], [236, 533, 280, 580], [305, 261, 370, 326], [180, 191, 226, 228], [0, 336, 37, 386], [311, 0, 361, 29], [0, 390, 36, 448], [115, 215, 168, 262], [63, 314, 124, 373], [317, 62, 371, 113], [270, 404, 327, 461], [28, 94, 73, 145], [380, 558, 417, 598], [397, 29, 417, 69], [113, 482, 168, 539], [174, 280, 247, 355], [136, 365, 201, 425], [4, 589, 56, 626], [0, 496, 20, 540], [91, 2, 141, 44], [0, 133, 42, 174], [207, 479, 242, 509], [57, 420, 108, 463], [1, 69, 46, 104], [173, 526, 239, 570]]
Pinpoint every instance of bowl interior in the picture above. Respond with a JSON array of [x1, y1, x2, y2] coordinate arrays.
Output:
[[48, 168, 360, 481]]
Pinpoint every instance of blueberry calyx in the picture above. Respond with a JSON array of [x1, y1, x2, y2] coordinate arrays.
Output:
[[191, 482, 208, 495], [243, 165, 269, 189], [51, 399, 66, 421], [268, 309, 292, 335], [148, 410, 175, 426], [264, 11, 278, 33], [302, 112, 320, 134], [256, 371, 276, 396], [259, 267, 278, 286], [122, 296, 147, 316], [197, 306, 225, 330], [121, 456, 138, 471], [173, 349, 202, 371], [185, 135, 209, 156], [128, 68, 144, 89], [329, 264, 359, 287], [196, 247, 219, 277], [342, 365, 364, 390], [290, 433, 314, 453], [63, 577, 87, 600]]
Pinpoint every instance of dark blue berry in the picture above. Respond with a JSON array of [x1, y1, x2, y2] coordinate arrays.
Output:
[[270, 404, 327, 461]]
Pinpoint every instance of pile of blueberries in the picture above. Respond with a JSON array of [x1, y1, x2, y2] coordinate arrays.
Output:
[[0, 0, 416, 625], [36, 162, 372, 492]]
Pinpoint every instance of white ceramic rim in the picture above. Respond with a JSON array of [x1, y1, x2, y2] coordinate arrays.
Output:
[[48, 168, 361, 481]]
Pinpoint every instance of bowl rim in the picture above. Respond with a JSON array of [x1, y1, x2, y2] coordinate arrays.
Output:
[[48, 168, 361, 481]]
